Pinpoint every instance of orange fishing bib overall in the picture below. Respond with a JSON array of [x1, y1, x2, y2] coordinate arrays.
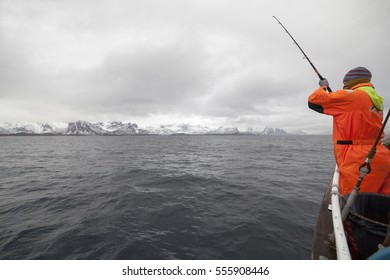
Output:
[[308, 83, 390, 195]]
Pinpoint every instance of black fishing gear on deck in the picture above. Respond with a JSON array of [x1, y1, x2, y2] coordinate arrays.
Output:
[[273, 16, 332, 92]]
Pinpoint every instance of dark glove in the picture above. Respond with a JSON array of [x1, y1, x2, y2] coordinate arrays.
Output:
[[319, 78, 329, 87]]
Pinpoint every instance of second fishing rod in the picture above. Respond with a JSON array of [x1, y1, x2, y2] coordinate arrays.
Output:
[[273, 16, 332, 93]]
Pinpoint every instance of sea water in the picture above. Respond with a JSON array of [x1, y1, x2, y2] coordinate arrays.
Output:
[[0, 135, 334, 259]]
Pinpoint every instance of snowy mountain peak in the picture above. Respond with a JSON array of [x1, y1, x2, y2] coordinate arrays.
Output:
[[261, 127, 288, 135], [65, 121, 104, 135]]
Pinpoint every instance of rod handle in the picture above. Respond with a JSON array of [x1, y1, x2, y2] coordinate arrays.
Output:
[[319, 76, 332, 93]]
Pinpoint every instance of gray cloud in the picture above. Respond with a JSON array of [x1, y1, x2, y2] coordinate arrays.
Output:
[[1, 0, 389, 133]]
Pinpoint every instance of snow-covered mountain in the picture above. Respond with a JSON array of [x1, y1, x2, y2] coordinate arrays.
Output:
[[64, 121, 138, 135], [0, 122, 67, 134], [0, 121, 302, 136], [260, 127, 288, 135], [242, 126, 307, 135], [65, 121, 105, 135], [101, 121, 138, 135], [207, 126, 239, 134], [139, 123, 212, 135], [0, 121, 138, 135]]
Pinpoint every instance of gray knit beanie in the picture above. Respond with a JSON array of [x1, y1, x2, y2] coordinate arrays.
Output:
[[343, 67, 372, 84]]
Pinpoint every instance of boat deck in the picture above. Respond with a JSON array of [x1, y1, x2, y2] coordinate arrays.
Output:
[[311, 179, 337, 260]]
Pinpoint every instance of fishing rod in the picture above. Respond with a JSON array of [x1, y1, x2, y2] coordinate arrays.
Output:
[[273, 16, 332, 92]]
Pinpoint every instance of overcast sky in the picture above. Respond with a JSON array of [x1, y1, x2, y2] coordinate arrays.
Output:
[[1, 0, 389, 133]]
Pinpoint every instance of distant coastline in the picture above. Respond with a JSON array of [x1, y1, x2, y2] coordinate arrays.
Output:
[[0, 120, 317, 136], [0, 133, 326, 137]]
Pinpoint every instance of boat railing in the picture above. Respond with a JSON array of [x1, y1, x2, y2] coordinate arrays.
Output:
[[330, 165, 352, 260]]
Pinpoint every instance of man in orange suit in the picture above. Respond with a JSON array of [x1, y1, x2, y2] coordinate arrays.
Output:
[[308, 66, 390, 195]]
